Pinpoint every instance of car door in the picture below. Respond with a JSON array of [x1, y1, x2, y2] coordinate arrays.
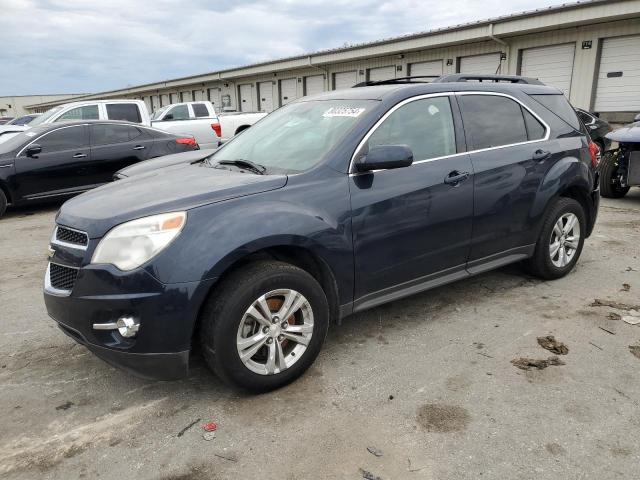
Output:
[[349, 95, 474, 308], [13, 125, 91, 199], [456, 93, 550, 268], [88, 124, 153, 184]]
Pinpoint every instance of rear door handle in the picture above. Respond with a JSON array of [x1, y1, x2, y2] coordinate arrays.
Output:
[[133, 145, 145, 150], [444, 170, 470, 186], [73, 153, 87, 158], [532, 149, 551, 161]]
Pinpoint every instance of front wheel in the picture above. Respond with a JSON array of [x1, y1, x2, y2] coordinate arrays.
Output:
[[200, 261, 329, 392], [525, 198, 586, 280], [599, 152, 630, 198]]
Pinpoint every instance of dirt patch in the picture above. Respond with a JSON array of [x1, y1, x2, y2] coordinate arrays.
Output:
[[162, 464, 217, 480], [629, 345, 640, 360], [545, 443, 566, 456], [591, 299, 640, 311], [537, 336, 569, 355], [416, 404, 470, 433], [511, 356, 565, 371], [611, 446, 632, 457]]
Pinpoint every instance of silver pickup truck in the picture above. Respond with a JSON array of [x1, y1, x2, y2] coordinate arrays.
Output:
[[151, 101, 266, 148]]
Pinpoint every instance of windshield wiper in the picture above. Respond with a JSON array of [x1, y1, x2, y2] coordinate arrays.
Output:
[[216, 159, 266, 175]]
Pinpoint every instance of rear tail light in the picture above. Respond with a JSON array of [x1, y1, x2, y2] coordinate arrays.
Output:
[[211, 123, 222, 137], [588, 141, 599, 168], [176, 137, 198, 148]]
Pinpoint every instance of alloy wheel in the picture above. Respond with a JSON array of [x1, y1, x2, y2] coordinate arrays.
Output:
[[549, 212, 580, 268]]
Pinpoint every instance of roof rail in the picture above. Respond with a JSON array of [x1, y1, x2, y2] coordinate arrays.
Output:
[[353, 76, 441, 87], [433, 74, 544, 85]]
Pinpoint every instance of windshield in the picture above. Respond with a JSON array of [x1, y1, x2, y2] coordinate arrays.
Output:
[[28, 106, 64, 127], [0, 128, 45, 153], [151, 106, 169, 120], [209, 99, 375, 173]]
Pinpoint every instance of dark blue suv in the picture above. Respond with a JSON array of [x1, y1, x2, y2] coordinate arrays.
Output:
[[44, 75, 600, 392]]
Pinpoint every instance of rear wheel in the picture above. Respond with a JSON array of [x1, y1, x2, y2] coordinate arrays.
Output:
[[525, 198, 586, 280], [0, 189, 7, 218], [599, 152, 630, 198], [200, 261, 329, 392]]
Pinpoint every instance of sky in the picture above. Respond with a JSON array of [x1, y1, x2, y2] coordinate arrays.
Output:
[[1, 0, 567, 96]]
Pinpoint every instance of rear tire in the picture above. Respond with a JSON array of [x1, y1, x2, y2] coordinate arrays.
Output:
[[199, 260, 329, 392], [0, 189, 7, 218], [599, 153, 630, 198], [525, 198, 586, 280]]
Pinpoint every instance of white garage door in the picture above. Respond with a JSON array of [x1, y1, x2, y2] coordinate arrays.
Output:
[[459, 53, 502, 74], [180, 91, 192, 102], [279, 78, 298, 106], [193, 90, 205, 101], [304, 75, 324, 96], [258, 81, 274, 112], [160, 94, 170, 107], [367, 66, 395, 82], [207, 88, 221, 109], [333, 71, 357, 90], [594, 35, 640, 112], [239, 84, 254, 112], [409, 60, 443, 79], [521, 43, 575, 97]]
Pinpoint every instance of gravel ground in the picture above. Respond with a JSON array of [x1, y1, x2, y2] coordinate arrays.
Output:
[[0, 191, 639, 480]]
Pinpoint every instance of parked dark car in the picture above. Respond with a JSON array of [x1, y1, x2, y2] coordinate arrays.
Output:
[[0, 120, 198, 217], [4, 114, 41, 126], [598, 114, 640, 198], [576, 108, 612, 153], [44, 75, 600, 392]]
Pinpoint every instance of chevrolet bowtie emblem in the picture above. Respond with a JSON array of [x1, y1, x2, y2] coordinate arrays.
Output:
[[47, 246, 55, 259]]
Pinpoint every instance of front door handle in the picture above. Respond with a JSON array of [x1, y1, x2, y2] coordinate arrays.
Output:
[[444, 170, 470, 186], [133, 145, 146, 150], [532, 149, 551, 161], [73, 153, 87, 158]]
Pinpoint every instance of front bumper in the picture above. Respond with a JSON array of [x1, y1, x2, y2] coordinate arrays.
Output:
[[44, 261, 215, 380]]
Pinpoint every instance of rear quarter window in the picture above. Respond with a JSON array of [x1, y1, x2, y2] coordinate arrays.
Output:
[[530, 94, 580, 131], [192, 103, 210, 118]]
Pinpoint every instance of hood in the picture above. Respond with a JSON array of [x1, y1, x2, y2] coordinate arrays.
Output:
[[606, 122, 640, 143], [116, 149, 216, 178], [57, 163, 287, 238], [0, 125, 28, 134]]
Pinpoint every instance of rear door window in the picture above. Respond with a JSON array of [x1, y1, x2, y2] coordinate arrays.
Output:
[[106, 104, 142, 123], [56, 105, 99, 122], [91, 124, 141, 145], [165, 105, 190, 120], [192, 103, 210, 118], [366, 96, 457, 161], [33, 126, 88, 153], [459, 95, 528, 150]]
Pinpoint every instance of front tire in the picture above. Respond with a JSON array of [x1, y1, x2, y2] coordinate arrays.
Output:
[[525, 198, 586, 280], [0, 189, 7, 218], [600, 152, 630, 198], [200, 261, 329, 392]]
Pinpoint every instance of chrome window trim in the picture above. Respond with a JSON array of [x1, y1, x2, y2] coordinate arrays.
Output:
[[44, 262, 78, 297], [348, 91, 550, 175], [51, 225, 89, 251], [16, 124, 87, 158]]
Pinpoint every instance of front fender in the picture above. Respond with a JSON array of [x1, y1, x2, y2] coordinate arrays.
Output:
[[144, 173, 353, 305]]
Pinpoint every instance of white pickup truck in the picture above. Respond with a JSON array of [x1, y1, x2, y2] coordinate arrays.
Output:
[[150, 101, 266, 149]]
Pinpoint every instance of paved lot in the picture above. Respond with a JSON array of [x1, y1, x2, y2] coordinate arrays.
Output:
[[1, 192, 639, 480]]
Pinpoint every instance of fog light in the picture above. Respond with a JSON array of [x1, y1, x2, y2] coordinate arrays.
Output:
[[116, 316, 140, 338]]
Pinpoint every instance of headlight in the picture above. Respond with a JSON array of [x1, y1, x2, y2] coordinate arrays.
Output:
[[91, 212, 186, 271]]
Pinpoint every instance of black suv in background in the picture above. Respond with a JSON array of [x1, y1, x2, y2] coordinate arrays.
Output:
[[0, 121, 198, 217], [44, 75, 600, 392]]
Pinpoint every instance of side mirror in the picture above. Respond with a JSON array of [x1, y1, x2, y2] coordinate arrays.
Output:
[[634, 113, 640, 123], [355, 145, 414, 172], [26, 144, 42, 157], [163, 113, 174, 121]]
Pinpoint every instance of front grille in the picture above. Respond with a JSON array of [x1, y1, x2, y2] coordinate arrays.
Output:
[[49, 263, 78, 291], [56, 226, 88, 247]]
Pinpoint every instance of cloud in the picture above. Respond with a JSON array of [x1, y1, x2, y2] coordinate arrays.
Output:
[[0, 0, 562, 95]]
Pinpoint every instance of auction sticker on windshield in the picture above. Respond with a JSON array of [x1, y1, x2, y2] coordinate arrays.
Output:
[[323, 107, 366, 118]]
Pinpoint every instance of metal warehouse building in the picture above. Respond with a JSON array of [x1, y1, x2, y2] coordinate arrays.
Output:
[[27, 0, 640, 122]]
